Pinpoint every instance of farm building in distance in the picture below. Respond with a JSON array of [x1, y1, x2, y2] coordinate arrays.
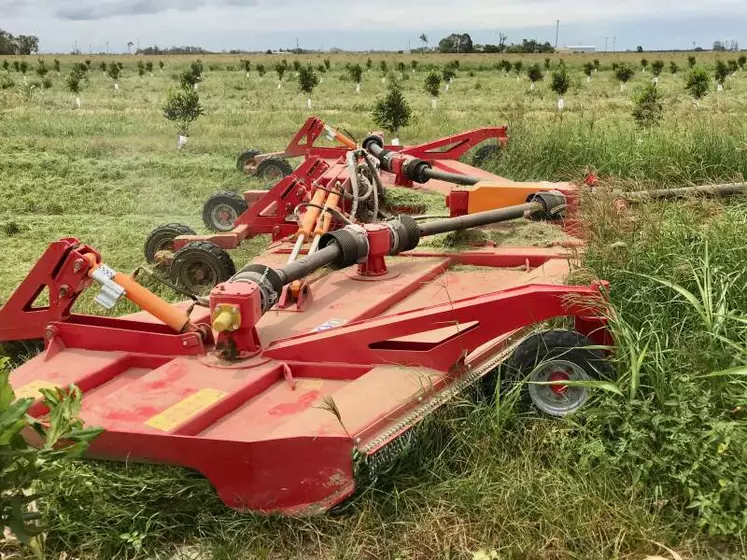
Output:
[[557, 45, 597, 53]]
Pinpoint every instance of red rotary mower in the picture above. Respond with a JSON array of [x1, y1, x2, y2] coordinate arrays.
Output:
[[0, 159, 611, 514], [146, 123, 578, 295]]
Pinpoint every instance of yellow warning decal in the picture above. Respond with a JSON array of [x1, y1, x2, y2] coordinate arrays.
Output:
[[15, 380, 58, 400], [145, 388, 227, 432], [300, 379, 324, 391]]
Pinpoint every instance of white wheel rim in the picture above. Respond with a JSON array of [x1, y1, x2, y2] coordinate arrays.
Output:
[[527, 359, 590, 417]]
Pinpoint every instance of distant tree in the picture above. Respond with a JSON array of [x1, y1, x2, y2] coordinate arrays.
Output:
[[2, 60, 8, 72], [615, 64, 635, 90], [438, 33, 473, 53], [240, 59, 251, 76], [685, 67, 710, 103], [727, 59, 739, 74], [15, 34, 39, 55], [411, 60, 418, 72], [145, 61, 153, 74], [178, 69, 199, 89], [163, 86, 204, 148], [551, 66, 570, 110], [632, 82, 664, 128], [499, 59, 512, 73], [380, 60, 387, 73], [66, 69, 83, 107], [739, 55, 747, 70], [651, 60, 664, 77], [640, 58, 649, 72], [137, 60, 145, 78], [583, 62, 594, 81], [396, 61, 406, 74], [712, 40, 726, 52], [593, 59, 600, 70], [544, 57, 551, 70], [107, 62, 121, 89], [99, 61, 107, 73], [316, 63, 326, 76], [85, 59, 91, 69], [526, 63, 544, 89], [298, 64, 319, 108], [419, 33, 428, 50], [53, 58, 60, 73], [366, 58, 373, 71], [441, 65, 456, 84], [714, 60, 729, 88], [158, 61, 164, 71], [35, 59, 48, 78], [323, 59, 331, 70], [348, 63, 363, 92], [687, 55, 696, 68], [424, 71, 441, 108], [190, 60, 203, 79], [372, 81, 411, 141], [636, 45, 644, 53], [256, 63, 266, 78], [12, 60, 19, 72], [117, 62, 124, 70], [669, 61, 679, 74], [513, 60, 523, 76], [275, 63, 286, 82], [292, 60, 301, 72], [19, 60, 27, 74]]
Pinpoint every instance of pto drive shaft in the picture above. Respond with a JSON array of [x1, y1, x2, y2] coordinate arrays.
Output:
[[226, 191, 565, 315]]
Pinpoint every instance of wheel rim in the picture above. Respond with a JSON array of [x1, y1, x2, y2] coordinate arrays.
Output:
[[179, 260, 218, 292], [261, 165, 284, 182], [210, 203, 238, 230], [527, 359, 590, 417]]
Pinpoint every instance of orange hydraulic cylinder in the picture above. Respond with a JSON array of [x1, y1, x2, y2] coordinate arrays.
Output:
[[298, 187, 328, 237], [85, 256, 194, 333]]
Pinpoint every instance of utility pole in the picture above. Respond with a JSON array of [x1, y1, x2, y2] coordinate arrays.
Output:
[[296, 37, 299, 53], [605, 37, 608, 52], [106, 41, 109, 54], [555, 20, 560, 49], [612, 35, 616, 54]]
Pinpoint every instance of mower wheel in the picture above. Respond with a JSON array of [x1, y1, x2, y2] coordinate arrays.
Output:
[[471, 144, 501, 169], [144, 223, 197, 264], [170, 241, 236, 294], [255, 158, 294, 182], [486, 329, 612, 417], [236, 149, 263, 173], [202, 191, 248, 232]]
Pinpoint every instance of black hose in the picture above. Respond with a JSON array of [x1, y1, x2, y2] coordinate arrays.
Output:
[[276, 244, 342, 285], [418, 202, 541, 237]]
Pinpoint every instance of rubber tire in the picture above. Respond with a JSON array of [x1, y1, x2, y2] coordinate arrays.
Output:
[[144, 223, 197, 264], [202, 191, 248, 232], [255, 158, 294, 182], [484, 329, 612, 417], [471, 144, 501, 169], [236, 149, 263, 172], [170, 241, 236, 294]]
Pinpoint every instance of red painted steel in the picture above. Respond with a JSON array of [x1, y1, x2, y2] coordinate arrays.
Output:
[[3, 229, 608, 515]]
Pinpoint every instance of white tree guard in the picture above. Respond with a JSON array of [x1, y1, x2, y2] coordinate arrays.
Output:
[[307, 98, 312, 109], [530, 82, 535, 90], [445, 83, 449, 92], [114, 82, 119, 91], [431, 97, 437, 109], [356, 83, 361, 93], [391, 138, 400, 146], [177, 135, 188, 149], [75, 96, 81, 108], [557, 97, 565, 111]]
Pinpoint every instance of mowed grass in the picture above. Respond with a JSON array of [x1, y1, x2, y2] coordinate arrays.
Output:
[[2, 53, 747, 559]]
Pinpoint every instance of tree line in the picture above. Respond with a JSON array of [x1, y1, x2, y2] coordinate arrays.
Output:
[[0, 29, 39, 55]]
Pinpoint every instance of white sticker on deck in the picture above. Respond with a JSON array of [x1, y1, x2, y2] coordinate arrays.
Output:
[[313, 318, 346, 332]]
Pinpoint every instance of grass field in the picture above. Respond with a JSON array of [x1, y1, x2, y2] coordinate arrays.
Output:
[[2, 52, 747, 559]]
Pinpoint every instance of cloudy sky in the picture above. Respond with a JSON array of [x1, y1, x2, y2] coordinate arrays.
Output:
[[3, 0, 746, 53]]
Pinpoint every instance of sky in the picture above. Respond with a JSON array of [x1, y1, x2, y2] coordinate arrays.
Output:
[[2, 0, 746, 54]]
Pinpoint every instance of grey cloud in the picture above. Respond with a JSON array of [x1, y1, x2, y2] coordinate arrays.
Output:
[[56, 0, 255, 21]]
